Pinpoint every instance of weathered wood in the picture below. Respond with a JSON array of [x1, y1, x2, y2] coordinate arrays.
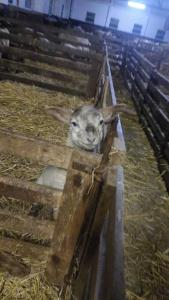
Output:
[[0, 31, 102, 62], [0, 71, 86, 97], [151, 70, 169, 89], [0, 237, 50, 264], [148, 81, 169, 113], [140, 115, 161, 155], [0, 175, 62, 206], [138, 65, 150, 83], [0, 15, 102, 49], [0, 45, 91, 74], [94, 166, 125, 300], [0, 129, 101, 169], [142, 104, 165, 146], [0, 209, 55, 241], [45, 155, 91, 285], [145, 94, 169, 135], [87, 61, 101, 97], [0, 58, 79, 84], [0, 250, 31, 277], [133, 49, 156, 74], [135, 73, 147, 96]]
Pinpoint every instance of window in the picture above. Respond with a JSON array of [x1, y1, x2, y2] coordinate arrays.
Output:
[[155, 30, 165, 41], [109, 18, 119, 30], [8, 0, 13, 3], [132, 24, 142, 35], [25, 0, 32, 9], [85, 12, 95, 24]]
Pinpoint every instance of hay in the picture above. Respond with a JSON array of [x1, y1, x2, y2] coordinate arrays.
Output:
[[114, 73, 169, 299], [0, 272, 60, 300]]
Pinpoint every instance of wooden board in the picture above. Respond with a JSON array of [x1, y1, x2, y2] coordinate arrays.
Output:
[[0, 45, 91, 74], [0, 129, 101, 170], [0, 175, 62, 207]]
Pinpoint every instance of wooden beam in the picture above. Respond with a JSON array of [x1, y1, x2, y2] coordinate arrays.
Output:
[[94, 166, 125, 300], [0, 15, 102, 48], [45, 155, 91, 285], [0, 175, 62, 206], [148, 81, 169, 113], [0, 71, 86, 97], [0, 31, 102, 62], [0, 129, 101, 169], [0, 209, 55, 242], [0, 45, 91, 74], [151, 70, 169, 89], [0, 58, 80, 84], [133, 49, 155, 75], [0, 250, 31, 277], [0, 237, 50, 264]]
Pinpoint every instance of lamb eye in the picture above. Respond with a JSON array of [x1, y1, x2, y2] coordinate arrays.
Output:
[[99, 120, 104, 125], [72, 121, 78, 127]]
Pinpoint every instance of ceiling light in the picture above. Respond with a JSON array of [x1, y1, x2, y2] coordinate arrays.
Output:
[[128, 1, 146, 10]]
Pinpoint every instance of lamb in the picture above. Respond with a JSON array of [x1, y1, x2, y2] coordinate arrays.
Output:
[[0, 27, 9, 47], [37, 104, 135, 189], [30, 104, 135, 218]]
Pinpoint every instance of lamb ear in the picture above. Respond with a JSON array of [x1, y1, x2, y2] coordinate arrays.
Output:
[[100, 104, 136, 124], [45, 106, 73, 124]]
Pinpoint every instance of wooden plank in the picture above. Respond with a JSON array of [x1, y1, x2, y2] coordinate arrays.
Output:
[[0, 209, 55, 242], [140, 115, 161, 155], [142, 105, 165, 146], [0, 45, 91, 74], [135, 73, 147, 96], [138, 66, 150, 83], [0, 237, 50, 264], [0, 15, 102, 48], [145, 94, 169, 135], [87, 61, 101, 98], [0, 175, 62, 206], [0, 31, 102, 62], [45, 155, 91, 285], [0, 71, 86, 97], [0, 58, 79, 84], [151, 70, 169, 89], [0, 129, 101, 169], [133, 49, 155, 74], [148, 81, 169, 113], [94, 166, 125, 300], [0, 250, 31, 277]]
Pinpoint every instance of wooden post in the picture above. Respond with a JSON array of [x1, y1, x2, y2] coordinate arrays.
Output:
[[45, 153, 91, 286]]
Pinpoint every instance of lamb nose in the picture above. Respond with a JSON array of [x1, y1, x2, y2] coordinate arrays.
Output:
[[87, 137, 96, 143]]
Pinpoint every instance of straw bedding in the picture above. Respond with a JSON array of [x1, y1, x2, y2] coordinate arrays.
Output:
[[114, 73, 169, 300]]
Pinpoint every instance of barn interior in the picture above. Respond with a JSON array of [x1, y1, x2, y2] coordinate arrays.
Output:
[[0, 1, 168, 300]]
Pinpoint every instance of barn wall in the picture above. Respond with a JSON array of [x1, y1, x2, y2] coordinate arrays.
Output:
[[0, 0, 169, 41], [71, 0, 169, 41]]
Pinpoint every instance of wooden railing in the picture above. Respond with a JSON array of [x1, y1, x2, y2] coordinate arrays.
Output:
[[122, 47, 169, 192]]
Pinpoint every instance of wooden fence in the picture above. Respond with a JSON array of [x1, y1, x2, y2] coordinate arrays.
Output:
[[0, 12, 125, 299], [121, 47, 169, 192]]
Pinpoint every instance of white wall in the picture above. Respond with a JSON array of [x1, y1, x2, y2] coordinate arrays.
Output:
[[71, 0, 169, 41], [0, 0, 169, 41], [71, 0, 108, 27]]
